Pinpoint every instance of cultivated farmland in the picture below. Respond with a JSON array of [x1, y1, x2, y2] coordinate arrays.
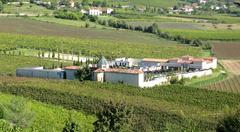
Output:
[[0, 17, 176, 45], [205, 76, 240, 93], [1, 76, 240, 131], [220, 60, 240, 75], [212, 42, 240, 59], [0, 33, 203, 59]]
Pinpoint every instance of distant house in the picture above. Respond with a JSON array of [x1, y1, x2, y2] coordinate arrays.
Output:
[[80, 9, 88, 14], [87, 7, 114, 16], [199, 0, 208, 4], [89, 7, 103, 16], [106, 8, 114, 14], [183, 5, 194, 14], [69, 0, 75, 8]]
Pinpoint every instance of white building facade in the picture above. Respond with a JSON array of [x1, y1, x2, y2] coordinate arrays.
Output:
[[89, 8, 102, 16]]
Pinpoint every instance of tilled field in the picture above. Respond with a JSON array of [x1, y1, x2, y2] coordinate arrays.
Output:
[[220, 60, 240, 75], [212, 42, 240, 59], [0, 17, 175, 45]]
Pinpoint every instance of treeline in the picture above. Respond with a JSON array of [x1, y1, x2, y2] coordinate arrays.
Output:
[[97, 19, 211, 49], [53, 10, 83, 20]]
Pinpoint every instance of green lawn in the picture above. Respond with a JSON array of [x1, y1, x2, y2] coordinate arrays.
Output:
[[0, 93, 95, 131]]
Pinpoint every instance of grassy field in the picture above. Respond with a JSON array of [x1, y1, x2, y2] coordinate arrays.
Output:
[[186, 70, 227, 88], [31, 16, 107, 28], [212, 42, 240, 59], [0, 93, 95, 131], [169, 14, 240, 24], [0, 76, 240, 131], [162, 29, 240, 40], [3, 3, 53, 16]]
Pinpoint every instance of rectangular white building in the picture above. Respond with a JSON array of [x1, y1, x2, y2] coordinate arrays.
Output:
[[89, 7, 102, 16], [16, 67, 65, 79], [93, 68, 144, 87]]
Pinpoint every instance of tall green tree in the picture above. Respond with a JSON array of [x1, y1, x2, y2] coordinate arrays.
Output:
[[75, 66, 91, 81], [0, 105, 3, 119], [0, 1, 3, 12], [93, 101, 133, 132]]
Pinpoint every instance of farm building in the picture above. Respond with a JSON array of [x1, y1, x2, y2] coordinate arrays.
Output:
[[93, 56, 217, 88], [64, 66, 80, 80], [82, 7, 114, 16], [93, 68, 144, 87], [139, 58, 169, 71], [140, 56, 217, 71], [16, 66, 81, 80], [164, 56, 217, 70], [113, 58, 141, 68], [199, 0, 208, 4], [16, 67, 65, 79], [89, 7, 103, 16]]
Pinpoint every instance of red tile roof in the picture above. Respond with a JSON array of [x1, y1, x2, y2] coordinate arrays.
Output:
[[64, 66, 80, 70], [142, 58, 169, 63]]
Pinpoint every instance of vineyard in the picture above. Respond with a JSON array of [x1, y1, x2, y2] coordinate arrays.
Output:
[[205, 76, 240, 93], [0, 17, 176, 45], [0, 93, 95, 131], [0, 76, 240, 130], [0, 33, 203, 59]]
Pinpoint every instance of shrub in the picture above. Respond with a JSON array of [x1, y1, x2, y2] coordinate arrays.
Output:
[[3, 97, 35, 128], [0, 106, 3, 119], [62, 116, 81, 132], [75, 66, 92, 81], [93, 101, 133, 132], [216, 110, 240, 132]]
